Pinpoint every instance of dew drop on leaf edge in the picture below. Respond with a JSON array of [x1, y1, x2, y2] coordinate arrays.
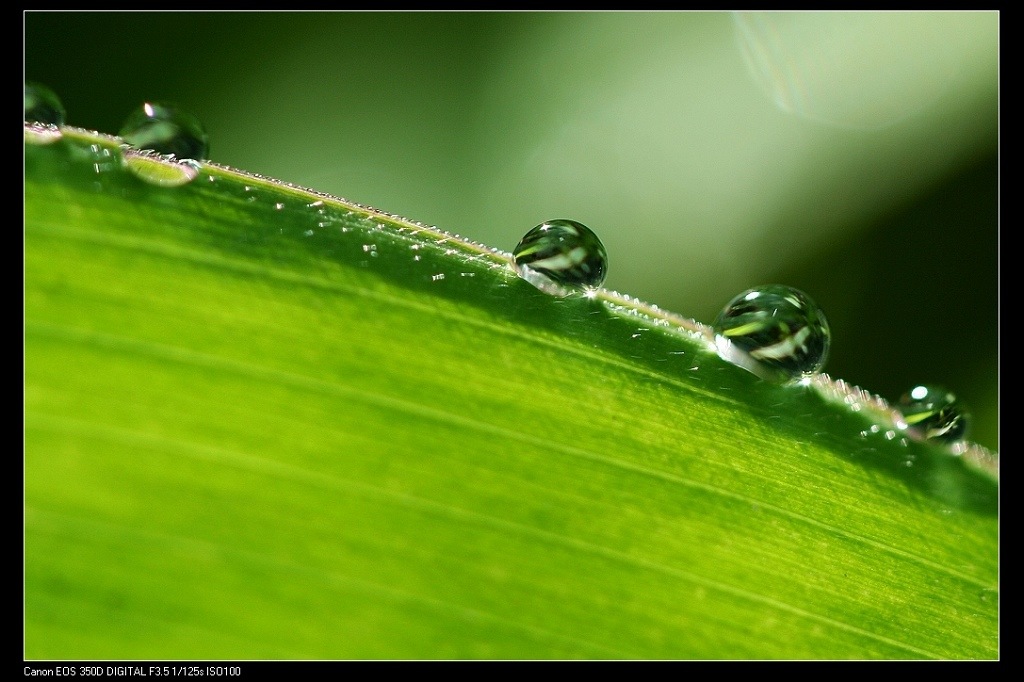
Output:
[[898, 384, 970, 444], [513, 219, 608, 296], [119, 101, 209, 161], [713, 284, 831, 383], [24, 81, 65, 126]]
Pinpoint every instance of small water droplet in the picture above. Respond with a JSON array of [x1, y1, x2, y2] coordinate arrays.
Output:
[[119, 101, 209, 160], [304, 229, 314, 237], [432, 273, 445, 281], [712, 284, 830, 383], [362, 244, 377, 253], [512, 219, 608, 296], [275, 202, 285, 210], [897, 384, 970, 443], [73, 143, 120, 179], [24, 81, 65, 126], [121, 148, 200, 187]]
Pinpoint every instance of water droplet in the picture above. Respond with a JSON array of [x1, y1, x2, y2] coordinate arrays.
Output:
[[71, 142, 121, 180], [712, 284, 830, 383], [121, 148, 200, 187], [897, 384, 970, 443], [512, 219, 608, 296], [24, 83, 65, 145], [24, 82, 65, 126], [119, 101, 209, 160]]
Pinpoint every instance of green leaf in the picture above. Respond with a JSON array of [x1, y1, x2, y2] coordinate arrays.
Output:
[[25, 127, 998, 660]]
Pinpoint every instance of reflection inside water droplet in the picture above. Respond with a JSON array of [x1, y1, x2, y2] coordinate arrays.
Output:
[[898, 384, 970, 444], [713, 284, 830, 384], [513, 219, 608, 297], [121, 148, 200, 187]]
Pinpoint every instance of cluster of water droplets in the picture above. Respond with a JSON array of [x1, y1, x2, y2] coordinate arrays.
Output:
[[25, 82, 986, 465], [510, 217, 978, 456], [25, 83, 208, 188]]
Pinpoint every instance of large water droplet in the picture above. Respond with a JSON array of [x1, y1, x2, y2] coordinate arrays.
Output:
[[713, 284, 830, 383], [24, 82, 65, 126], [512, 219, 608, 296], [119, 102, 209, 160], [898, 384, 970, 443]]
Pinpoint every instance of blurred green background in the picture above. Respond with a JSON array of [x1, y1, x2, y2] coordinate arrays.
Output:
[[24, 11, 998, 450]]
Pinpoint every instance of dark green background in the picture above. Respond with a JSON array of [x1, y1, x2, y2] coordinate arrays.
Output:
[[24, 11, 998, 450]]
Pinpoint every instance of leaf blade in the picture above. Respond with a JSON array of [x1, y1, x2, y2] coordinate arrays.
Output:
[[25, 129, 997, 660]]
